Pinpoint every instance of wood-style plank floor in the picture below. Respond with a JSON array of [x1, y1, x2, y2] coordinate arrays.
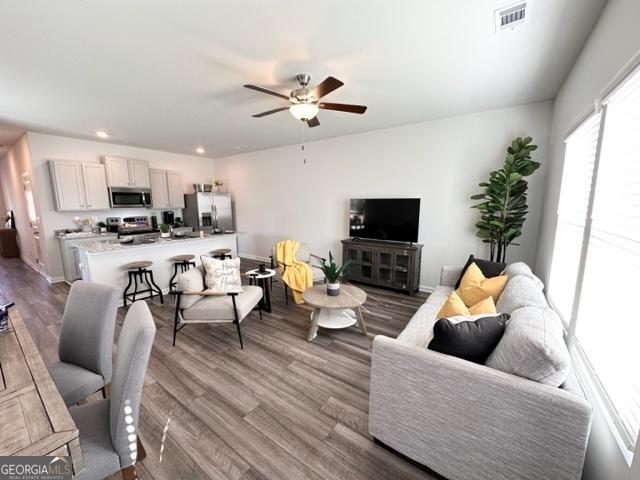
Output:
[[0, 256, 441, 480]]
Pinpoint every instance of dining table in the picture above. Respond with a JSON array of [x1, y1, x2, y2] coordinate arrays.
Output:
[[0, 307, 83, 474]]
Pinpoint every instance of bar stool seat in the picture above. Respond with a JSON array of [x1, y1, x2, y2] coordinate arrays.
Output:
[[169, 255, 197, 291], [123, 261, 163, 306], [211, 248, 232, 260]]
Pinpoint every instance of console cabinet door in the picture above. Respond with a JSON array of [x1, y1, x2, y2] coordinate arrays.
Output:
[[129, 159, 151, 188], [376, 250, 394, 285], [166, 171, 185, 208], [149, 169, 169, 208], [103, 156, 131, 187], [81, 163, 110, 210], [49, 160, 86, 211]]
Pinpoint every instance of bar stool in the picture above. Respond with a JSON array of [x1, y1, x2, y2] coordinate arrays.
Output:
[[169, 254, 196, 290], [211, 248, 232, 260], [123, 261, 164, 306]]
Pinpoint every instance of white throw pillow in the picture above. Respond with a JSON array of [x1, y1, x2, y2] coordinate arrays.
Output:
[[200, 256, 243, 293]]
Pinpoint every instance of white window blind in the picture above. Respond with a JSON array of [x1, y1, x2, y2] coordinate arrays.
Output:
[[575, 65, 640, 448], [547, 113, 601, 324]]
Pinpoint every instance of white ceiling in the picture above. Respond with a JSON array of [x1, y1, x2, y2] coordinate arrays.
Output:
[[0, 0, 606, 157]]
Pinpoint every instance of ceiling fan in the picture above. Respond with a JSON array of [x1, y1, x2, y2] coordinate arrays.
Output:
[[243, 74, 367, 128]]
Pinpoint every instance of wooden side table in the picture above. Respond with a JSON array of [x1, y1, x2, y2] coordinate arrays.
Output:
[[302, 284, 368, 341]]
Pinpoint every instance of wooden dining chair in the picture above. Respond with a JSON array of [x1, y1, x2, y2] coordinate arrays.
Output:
[[49, 281, 120, 406], [69, 300, 156, 480]]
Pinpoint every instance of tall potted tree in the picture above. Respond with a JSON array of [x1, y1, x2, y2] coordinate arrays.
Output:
[[471, 136, 540, 262]]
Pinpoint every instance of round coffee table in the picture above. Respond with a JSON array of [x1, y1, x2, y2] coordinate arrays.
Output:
[[302, 284, 368, 342]]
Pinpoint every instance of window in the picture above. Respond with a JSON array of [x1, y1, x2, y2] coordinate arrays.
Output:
[[551, 64, 640, 452], [547, 113, 601, 324]]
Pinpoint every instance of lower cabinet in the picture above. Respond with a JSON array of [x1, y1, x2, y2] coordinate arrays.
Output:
[[341, 238, 422, 294]]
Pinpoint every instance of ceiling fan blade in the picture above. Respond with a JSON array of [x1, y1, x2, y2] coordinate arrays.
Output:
[[244, 84, 290, 100], [319, 102, 367, 114], [311, 76, 344, 99], [306, 117, 320, 128], [252, 107, 289, 118]]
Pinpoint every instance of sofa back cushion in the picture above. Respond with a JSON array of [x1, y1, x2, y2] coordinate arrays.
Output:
[[486, 306, 571, 386], [496, 275, 547, 313], [177, 265, 205, 309], [503, 262, 544, 290]]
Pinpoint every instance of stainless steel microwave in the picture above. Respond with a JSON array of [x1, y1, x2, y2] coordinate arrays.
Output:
[[109, 187, 152, 208]]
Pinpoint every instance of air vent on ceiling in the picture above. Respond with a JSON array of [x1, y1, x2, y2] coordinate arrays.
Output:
[[495, 2, 527, 33]]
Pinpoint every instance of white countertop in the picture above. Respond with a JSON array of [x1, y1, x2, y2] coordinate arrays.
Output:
[[78, 233, 238, 255], [57, 231, 118, 241]]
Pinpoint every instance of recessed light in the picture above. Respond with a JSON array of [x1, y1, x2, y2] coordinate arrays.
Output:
[[196, 147, 205, 154], [96, 131, 110, 139]]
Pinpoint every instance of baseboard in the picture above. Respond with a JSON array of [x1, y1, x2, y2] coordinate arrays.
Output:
[[419, 284, 434, 293], [46, 275, 66, 284], [239, 252, 271, 263]]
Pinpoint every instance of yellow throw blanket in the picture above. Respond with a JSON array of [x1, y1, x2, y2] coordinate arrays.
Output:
[[276, 240, 313, 304]]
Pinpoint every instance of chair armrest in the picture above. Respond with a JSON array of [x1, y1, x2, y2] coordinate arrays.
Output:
[[181, 290, 239, 296], [309, 253, 326, 264], [369, 336, 591, 480], [439, 265, 462, 287]]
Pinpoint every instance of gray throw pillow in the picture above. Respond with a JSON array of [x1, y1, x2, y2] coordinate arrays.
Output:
[[496, 275, 547, 313], [486, 306, 570, 387]]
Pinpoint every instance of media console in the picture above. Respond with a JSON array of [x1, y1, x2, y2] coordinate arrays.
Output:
[[341, 238, 423, 295]]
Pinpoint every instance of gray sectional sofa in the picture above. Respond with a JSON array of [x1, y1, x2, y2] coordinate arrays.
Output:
[[369, 262, 592, 480]]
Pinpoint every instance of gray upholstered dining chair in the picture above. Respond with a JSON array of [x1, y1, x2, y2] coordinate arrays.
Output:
[[49, 281, 120, 406], [70, 300, 156, 480]]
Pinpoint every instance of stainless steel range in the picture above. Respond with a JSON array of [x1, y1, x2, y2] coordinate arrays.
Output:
[[118, 216, 160, 241]]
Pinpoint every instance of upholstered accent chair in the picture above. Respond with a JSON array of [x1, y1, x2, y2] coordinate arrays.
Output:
[[70, 300, 156, 480], [172, 265, 263, 349], [49, 281, 120, 406], [269, 242, 325, 304]]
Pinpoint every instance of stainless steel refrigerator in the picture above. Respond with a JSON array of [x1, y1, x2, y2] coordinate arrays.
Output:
[[183, 192, 234, 232]]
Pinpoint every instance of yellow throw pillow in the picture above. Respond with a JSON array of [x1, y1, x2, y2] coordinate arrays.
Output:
[[437, 291, 497, 318], [468, 295, 497, 315], [456, 262, 508, 306]]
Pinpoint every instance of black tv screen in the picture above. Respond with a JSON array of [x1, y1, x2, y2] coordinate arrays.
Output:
[[349, 198, 420, 243]]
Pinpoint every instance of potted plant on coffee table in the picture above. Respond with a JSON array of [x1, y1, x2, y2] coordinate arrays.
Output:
[[314, 252, 351, 296]]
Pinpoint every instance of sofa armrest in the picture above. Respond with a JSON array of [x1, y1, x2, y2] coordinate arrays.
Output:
[[439, 265, 462, 287], [369, 336, 591, 480]]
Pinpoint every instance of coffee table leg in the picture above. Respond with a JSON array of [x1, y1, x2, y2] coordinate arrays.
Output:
[[355, 307, 368, 336], [307, 308, 321, 342]]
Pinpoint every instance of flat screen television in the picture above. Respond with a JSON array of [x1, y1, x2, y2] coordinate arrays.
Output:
[[349, 198, 420, 243]]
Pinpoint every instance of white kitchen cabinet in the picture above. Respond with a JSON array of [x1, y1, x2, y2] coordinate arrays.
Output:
[[58, 234, 118, 283], [167, 171, 185, 208], [81, 163, 110, 210], [130, 159, 151, 188], [149, 169, 184, 208], [49, 160, 86, 210], [102, 156, 150, 188], [149, 169, 170, 208]]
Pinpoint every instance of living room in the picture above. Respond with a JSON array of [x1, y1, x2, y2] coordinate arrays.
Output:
[[0, 1, 638, 479]]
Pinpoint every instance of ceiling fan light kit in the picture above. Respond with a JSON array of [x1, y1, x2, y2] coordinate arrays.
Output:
[[244, 73, 367, 128]]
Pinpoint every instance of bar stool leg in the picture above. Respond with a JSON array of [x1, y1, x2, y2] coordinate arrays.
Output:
[[169, 262, 179, 291], [132, 272, 139, 303], [148, 270, 164, 304], [143, 269, 155, 300], [123, 271, 133, 307]]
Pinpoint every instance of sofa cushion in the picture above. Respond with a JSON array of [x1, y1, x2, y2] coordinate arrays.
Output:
[[503, 262, 544, 290], [428, 313, 510, 364], [456, 262, 508, 306], [486, 306, 571, 386], [496, 275, 547, 313], [182, 286, 263, 322], [177, 266, 206, 309], [455, 255, 506, 289]]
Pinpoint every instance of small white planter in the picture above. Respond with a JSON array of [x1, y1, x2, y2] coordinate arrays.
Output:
[[161, 232, 170, 238], [326, 282, 340, 296]]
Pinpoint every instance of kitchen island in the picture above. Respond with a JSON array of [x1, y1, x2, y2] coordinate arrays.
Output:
[[78, 233, 238, 304]]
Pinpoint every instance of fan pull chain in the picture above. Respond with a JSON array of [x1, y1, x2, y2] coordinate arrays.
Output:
[[300, 119, 307, 164]]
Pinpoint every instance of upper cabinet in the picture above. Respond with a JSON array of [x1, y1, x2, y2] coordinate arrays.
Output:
[[49, 160, 110, 211], [102, 156, 150, 188], [149, 169, 184, 209]]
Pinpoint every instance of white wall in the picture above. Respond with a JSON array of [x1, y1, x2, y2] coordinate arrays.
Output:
[[216, 101, 553, 289], [0, 134, 42, 270], [26, 132, 216, 280], [534, 1, 640, 479]]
